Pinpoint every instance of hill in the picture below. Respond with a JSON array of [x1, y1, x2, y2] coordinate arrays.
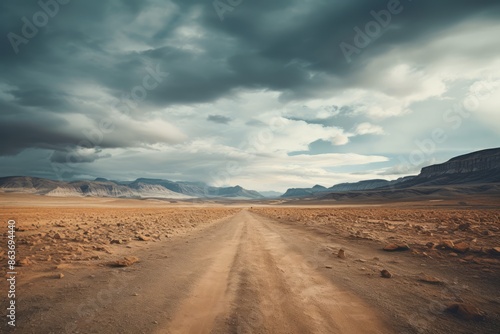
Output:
[[282, 147, 500, 199], [0, 176, 264, 199]]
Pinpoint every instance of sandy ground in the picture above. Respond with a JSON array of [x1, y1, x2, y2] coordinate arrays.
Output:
[[1, 195, 499, 333]]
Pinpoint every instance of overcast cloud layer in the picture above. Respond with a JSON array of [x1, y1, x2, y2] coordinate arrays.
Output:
[[1, 0, 499, 191]]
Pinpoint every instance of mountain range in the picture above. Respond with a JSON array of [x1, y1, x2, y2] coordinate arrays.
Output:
[[281, 177, 416, 198], [1, 147, 499, 201], [0, 177, 264, 200], [282, 147, 500, 199]]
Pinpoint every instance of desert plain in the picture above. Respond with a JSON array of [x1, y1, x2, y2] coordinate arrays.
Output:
[[1, 193, 499, 333]]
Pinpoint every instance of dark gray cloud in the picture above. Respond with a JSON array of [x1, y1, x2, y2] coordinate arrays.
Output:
[[245, 119, 266, 127], [50, 148, 111, 164], [207, 114, 232, 124]]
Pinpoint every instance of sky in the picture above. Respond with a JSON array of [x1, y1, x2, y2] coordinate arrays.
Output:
[[0, 0, 499, 192]]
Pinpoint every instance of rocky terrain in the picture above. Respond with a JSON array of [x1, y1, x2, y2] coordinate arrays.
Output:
[[0, 205, 239, 270], [250, 207, 500, 261]]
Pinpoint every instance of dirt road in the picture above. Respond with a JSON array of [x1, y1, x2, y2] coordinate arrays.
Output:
[[4, 208, 499, 334], [164, 210, 392, 334], [5, 209, 393, 333]]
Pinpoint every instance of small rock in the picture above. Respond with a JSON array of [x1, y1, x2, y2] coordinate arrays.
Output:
[[440, 240, 455, 250], [418, 274, 444, 285], [132, 293, 139, 296], [325, 265, 332, 269], [110, 239, 122, 244], [137, 235, 151, 241], [110, 256, 139, 267], [383, 243, 410, 252], [54, 233, 64, 240], [449, 252, 458, 257], [383, 243, 398, 251], [58, 273, 64, 279], [458, 222, 471, 231], [18, 258, 32, 266], [337, 249, 346, 259], [453, 242, 469, 253], [380, 269, 392, 278], [445, 303, 485, 321]]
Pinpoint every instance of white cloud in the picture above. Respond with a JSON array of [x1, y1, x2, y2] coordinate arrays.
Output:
[[353, 122, 385, 135], [331, 134, 349, 145], [283, 104, 340, 120]]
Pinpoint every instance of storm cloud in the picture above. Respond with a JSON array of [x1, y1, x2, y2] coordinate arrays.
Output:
[[1, 0, 499, 191]]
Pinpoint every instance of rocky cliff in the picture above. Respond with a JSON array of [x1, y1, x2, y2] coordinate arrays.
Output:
[[281, 179, 413, 198], [281, 148, 500, 198], [390, 148, 500, 188], [328, 179, 390, 192], [420, 148, 500, 177]]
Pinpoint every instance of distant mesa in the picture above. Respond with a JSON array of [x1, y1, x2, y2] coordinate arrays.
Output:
[[281, 177, 413, 198], [281, 147, 500, 200]]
